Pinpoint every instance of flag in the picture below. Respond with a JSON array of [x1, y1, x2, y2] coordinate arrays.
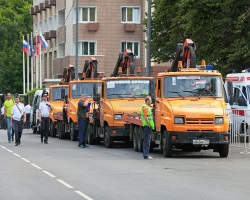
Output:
[[23, 39, 29, 55], [29, 35, 35, 57], [36, 34, 40, 56], [39, 33, 49, 50]]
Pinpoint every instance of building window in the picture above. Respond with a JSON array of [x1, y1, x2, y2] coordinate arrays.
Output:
[[48, 17, 52, 31], [54, 15, 57, 30], [81, 7, 96, 22], [121, 7, 140, 23], [121, 42, 140, 58], [81, 41, 96, 55]]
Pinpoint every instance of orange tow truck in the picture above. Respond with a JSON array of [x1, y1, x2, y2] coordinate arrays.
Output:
[[122, 39, 230, 157], [88, 50, 155, 147], [48, 84, 68, 137], [55, 58, 103, 141]]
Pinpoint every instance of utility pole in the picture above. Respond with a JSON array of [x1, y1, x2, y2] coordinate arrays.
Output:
[[75, 0, 79, 78], [146, 0, 152, 76]]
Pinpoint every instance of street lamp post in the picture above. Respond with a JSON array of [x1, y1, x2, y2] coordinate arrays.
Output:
[[146, 0, 152, 77]]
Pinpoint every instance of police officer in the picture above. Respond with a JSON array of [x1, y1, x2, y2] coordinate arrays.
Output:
[[38, 91, 51, 144], [10, 94, 26, 146], [140, 96, 155, 159]]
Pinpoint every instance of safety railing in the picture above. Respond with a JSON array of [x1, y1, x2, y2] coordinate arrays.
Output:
[[228, 109, 250, 154]]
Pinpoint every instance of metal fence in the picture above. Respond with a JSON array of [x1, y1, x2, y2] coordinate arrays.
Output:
[[228, 109, 250, 154]]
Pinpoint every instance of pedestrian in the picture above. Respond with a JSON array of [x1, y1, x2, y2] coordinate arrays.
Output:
[[4, 92, 15, 142], [10, 94, 26, 146], [24, 102, 31, 129], [140, 96, 155, 160], [38, 91, 51, 144], [77, 94, 90, 148], [1, 104, 6, 129]]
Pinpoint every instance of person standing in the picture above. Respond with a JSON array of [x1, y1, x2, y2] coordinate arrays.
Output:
[[10, 94, 26, 146], [4, 92, 15, 142], [1, 104, 5, 129], [24, 102, 31, 129], [38, 91, 51, 144], [140, 96, 155, 160], [77, 94, 90, 148]]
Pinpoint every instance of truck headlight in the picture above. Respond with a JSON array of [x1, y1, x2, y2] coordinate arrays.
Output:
[[215, 117, 224, 124], [174, 117, 185, 124], [114, 114, 122, 120]]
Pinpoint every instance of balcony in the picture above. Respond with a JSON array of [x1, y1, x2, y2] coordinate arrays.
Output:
[[44, 0, 51, 8], [49, 30, 56, 39], [44, 32, 50, 40], [87, 23, 99, 32], [56, 0, 65, 11], [35, 5, 40, 13], [57, 26, 66, 43], [30, 7, 36, 15], [39, 3, 46, 11], [49, 0, 56, 6], [124, 24, 136, 32]]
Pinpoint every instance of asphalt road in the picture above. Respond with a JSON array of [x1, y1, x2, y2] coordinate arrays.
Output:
[[0, 129, 250, 200]]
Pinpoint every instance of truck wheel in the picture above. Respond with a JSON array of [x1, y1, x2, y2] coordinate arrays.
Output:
[[49, 120, 57, 137], [163, 130, 173, 157], [133, 126, 138, 151], [58, 121, 66, 139], [104, 126, 113, 148], [219, 144, 229, 158], [138, 127, 143, 152], [70, 122, 78, 141], [87, 124, 94, 145]]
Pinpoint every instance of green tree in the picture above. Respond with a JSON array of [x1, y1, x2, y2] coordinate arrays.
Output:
[[150, 0, 250, 75], [0, 0, 32, 94]]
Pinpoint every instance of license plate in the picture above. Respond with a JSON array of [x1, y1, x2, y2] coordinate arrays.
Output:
[[193, 140, 209, 145]]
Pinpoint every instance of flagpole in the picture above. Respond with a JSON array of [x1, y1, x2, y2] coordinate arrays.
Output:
[[36, 30, 38, 88], [39, 28, 42, 88], [31, 32, 34, 90], [27, 34, 30, 92], [23, 36, 26, 94]]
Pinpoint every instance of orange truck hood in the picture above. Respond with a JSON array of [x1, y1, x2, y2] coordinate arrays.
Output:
[[108, 99, 143, 114], [168, 99, 224, 117]]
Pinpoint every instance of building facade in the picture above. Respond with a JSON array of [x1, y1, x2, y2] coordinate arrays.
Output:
[[30, 0, 149, 79]]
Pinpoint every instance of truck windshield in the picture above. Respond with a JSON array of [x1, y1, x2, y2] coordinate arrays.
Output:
[[51, 87, 68, 101], [72, 83, 98, 98], [106, 80, 150, 98], [164, 75, 223, 98]]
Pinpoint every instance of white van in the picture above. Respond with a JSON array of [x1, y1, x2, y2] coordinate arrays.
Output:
[[225, 70, 250, 140], [31, 89, 49, 134]]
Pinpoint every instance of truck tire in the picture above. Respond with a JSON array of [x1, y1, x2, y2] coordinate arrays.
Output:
[[87, 124, 94, 145], [104, 126, 113, 148], [163, 130, 173, 157], [133, 126, 138, 151], [138, 127, 143, 152], [58, 121, 66, 139], [49, 120, 57, 137], [70, 122, 78, 141], [219, 144, 229, 158]]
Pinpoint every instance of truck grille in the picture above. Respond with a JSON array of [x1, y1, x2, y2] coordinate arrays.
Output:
[[186, 118, 214, 124]]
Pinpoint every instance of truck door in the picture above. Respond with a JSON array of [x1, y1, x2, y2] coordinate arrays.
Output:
[[155, 78, 162, 132]]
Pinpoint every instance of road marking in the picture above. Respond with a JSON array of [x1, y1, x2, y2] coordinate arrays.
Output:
[[75, 191, 94, 200], [1, 146, 6, 149], [57, 179, 74, 188], [43, 170, 56, 178], [6, 149, 13, 153], [21, 157, 30, 163], [13, 153, 21, 157], [31, 163, 42, 170]]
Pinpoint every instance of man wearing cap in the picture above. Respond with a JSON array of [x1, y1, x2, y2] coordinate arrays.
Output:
[[38, 91, 51, 144], [10, 94, 26, 146]]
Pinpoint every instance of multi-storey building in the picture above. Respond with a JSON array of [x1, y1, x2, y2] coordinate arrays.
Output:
[[30, 0, 153, 80]]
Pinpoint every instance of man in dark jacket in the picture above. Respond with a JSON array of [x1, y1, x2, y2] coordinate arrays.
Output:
[[77, 94, 90, 148]]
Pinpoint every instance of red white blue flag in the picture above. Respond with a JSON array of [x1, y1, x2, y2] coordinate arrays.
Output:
[[39, 33, 49, 50], [23, 39, 29, 55]]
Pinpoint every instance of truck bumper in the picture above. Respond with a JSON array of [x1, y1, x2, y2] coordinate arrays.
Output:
[[108, 125, 130, 138], [168, 132, 230, 145]]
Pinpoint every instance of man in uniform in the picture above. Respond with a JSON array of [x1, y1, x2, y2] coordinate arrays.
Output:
[[10, 94, 26, 146], [4, 92, 15, 142], [38, 91, 51, 144], [77, 94, 90, 148], [140, 96, 155, 159], [24, 102, 31, 129]]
